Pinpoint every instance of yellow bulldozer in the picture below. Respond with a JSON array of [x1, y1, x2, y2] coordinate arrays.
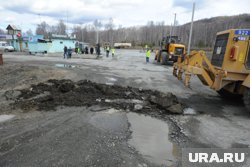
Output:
[[155, 36, 186, 65], [173, 29, 250, 110]]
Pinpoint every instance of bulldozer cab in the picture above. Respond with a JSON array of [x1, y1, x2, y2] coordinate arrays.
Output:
[[161, 36, 180, 46], [161, 36, 184, 54], [211, 29, 250, 73], [156, 35, 186, 64]]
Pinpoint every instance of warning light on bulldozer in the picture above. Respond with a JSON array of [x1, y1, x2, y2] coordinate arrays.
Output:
[[229, 46, 236, 60]]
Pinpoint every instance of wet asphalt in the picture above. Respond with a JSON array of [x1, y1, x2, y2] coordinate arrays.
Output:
[[1, 49, 250, 166]]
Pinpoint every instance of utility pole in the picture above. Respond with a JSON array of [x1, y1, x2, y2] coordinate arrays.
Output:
[[93, 19, 102, 44], [66, 10, 68, 35], [96, 27, 99, 44], [81, 23, 83, 42], [173, 13, 176, 36], [169, 23, 173, 43], [187, 2, 195, 55]]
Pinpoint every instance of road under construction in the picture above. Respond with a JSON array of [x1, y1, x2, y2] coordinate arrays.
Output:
[[0, 45, 249, 166]]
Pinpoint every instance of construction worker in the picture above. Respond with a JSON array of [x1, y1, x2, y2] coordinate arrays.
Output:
[[85, 46, 89, 54], [68, 47, 72, 58], [146, 49, 150, 63], [77, 47, 81, 54], [111, 48, 115, 57], [90, 47, 94, 54], [106, 46, 110, 57], [96, 43, 101, 58], [75, 47, 78, 54], [63, 46, 68, 59]]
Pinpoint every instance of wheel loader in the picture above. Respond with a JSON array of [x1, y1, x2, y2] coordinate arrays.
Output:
[[173, 29, 250, 110], [155, 36, 186, 65]]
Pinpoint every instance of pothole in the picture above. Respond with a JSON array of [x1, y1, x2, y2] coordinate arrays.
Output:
[[89, 108, 127, 133], [183, 108, 196, 115], [105, 77, 117, 86], [127, 112, 178, 166], [55, 64, 77, 68], [105, 77, 117, 82], [105, 82, 114, 86], [104, 99, 143, 104]]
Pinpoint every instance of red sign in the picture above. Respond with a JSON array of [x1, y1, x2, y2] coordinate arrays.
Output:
[[17, 32, 22, 38]]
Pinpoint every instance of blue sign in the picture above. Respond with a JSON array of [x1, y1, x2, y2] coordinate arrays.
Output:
[[238, 36, 247, 41], [235, 30, 250, 36]]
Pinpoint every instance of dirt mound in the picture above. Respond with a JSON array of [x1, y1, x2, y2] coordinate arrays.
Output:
[[13, 79, 184, 114]]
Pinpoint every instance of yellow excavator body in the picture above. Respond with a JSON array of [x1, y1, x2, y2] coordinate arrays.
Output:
[[173, 29, 250, 110]]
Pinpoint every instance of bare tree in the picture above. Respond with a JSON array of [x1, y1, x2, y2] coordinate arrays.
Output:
[[0, 28, 6, 34], [36, 21, 50, 38], [104, 18, 114, 45], [72, 26, 82, 41], [56, 20, 67, 35], [71, 14, 250, 48], [49, 25, 57, 35], [25, 29, 33, 36]]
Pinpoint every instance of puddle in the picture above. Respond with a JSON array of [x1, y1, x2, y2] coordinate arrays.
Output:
[[134, 79, 143, 84], [0, 115, 15, 123], [101, 108, 120, 114], [183, 108, 196, 115], [127, 112, 177, 166], [105, 77, 117, 82], [104, 99, 143, 104], [105, 82, 114, 85], [55, 64, 77, 68], [89, 108, 127, 133], [105, 77, 117, 86]]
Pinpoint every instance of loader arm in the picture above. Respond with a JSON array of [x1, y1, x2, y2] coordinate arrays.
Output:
[[173, 51, 227, 90]]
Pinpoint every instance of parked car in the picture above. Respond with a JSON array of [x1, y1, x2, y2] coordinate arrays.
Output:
[[0, 41, 15, 52]]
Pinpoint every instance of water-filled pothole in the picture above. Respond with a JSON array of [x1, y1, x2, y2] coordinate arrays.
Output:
[[183, 108, 196, 115], [105, 77, 117, 85], [55, 64, 77, 68], [127, 112, 178, 166]]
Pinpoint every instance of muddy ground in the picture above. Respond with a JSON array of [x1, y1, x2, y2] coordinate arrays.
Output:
[[0, 50, 250, 167], [12, 79, 182, 113]]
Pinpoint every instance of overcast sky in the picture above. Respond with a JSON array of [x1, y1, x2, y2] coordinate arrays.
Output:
[[0, 0, 249, 33]]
